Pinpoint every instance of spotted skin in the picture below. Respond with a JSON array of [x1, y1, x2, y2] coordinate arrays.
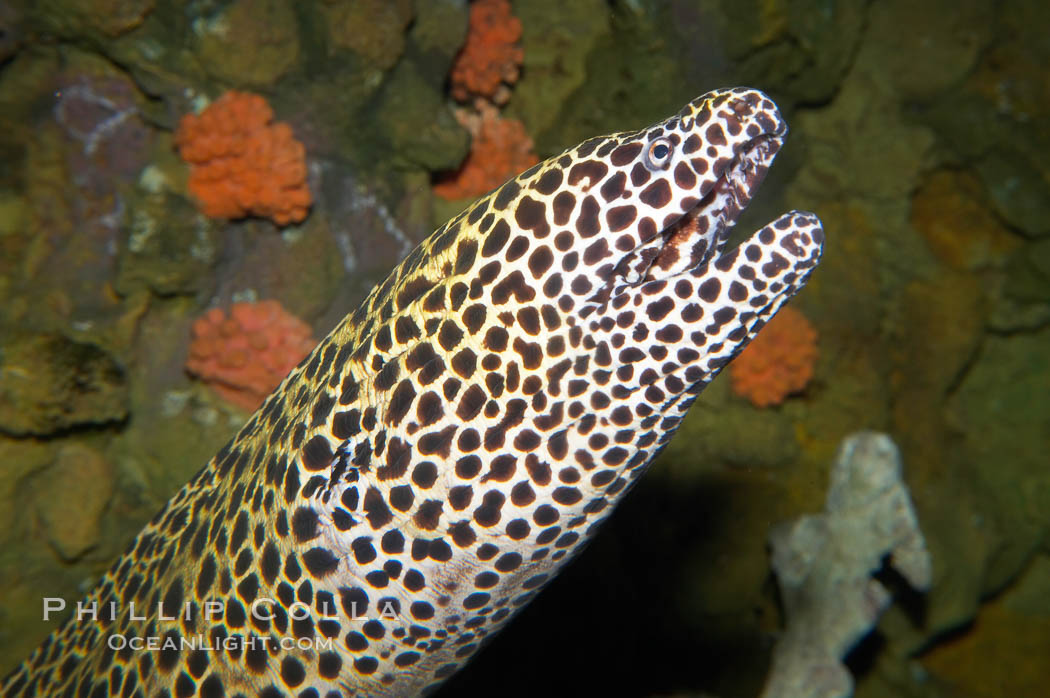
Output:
[[3, 88, 823, 697]]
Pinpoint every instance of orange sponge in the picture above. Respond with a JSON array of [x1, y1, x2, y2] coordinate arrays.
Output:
[[175, 91, 311, 226], [186, 300, 316, 411], [449, 0, 524, 103], [730, 306, 818, 408]]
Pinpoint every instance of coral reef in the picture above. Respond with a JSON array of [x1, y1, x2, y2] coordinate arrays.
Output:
[[910, 168, 1017, 271], [409, 0, 470, 78], [185, 300, 316, 411], [943, 324, 1050, 590], [718, 0, 866, 105], [449, 0, 523, 104], [1, 51, 153, 366], [28, 0, 154, 40], [175, 91, 312, 226], [323, 0, 413, 70], [54, 79, 142, 164], [376, 61, 472, 172], [921, 553, 1050, 695], [508, 0, 609, 147], [114, 189, 219, 297], [34, 443, 114, 561], [0, 332, 128, 437], [761, 432, 932, 698], [193, 0, 299, 87], [729, 305, 818, 408], [433, 101, 537, 200], [13, 60, 156, 332], [0, 3, 23, 63]]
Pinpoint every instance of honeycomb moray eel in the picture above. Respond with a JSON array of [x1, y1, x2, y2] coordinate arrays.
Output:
[[3, 88, 823, 697]]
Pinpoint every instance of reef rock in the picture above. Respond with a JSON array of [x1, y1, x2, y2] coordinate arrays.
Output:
[[945, 325, 1050, 596], [0, 332, 128, 436], [115, 189, 219, 297], [322, 0, 414, 71], [34, 443, 115, 561], [28, 0, 154, 40], [194, 0, 299, 88]]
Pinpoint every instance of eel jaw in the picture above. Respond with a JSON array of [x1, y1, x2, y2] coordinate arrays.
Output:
[[589, 209, 824, 406]]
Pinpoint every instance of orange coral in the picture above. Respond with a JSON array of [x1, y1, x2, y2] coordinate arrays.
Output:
[[449, 0, 524, 103], [730, 306, 818, 408], [175, 91, 311, 226], [433, 102, 538, 199], [186, 300, 316, 411]]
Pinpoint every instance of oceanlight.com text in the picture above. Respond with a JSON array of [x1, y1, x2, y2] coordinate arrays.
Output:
[[106, 634, 335, 653]]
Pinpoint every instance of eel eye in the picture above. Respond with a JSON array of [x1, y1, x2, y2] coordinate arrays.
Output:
[[645, 138, 673, 170]]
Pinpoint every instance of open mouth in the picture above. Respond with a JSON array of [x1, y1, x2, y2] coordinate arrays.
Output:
[[611, 133, 784, 292]]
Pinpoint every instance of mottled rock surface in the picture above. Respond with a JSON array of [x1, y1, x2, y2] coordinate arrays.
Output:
[[34, 444, 115, 560], [0, 333, 127, 436]]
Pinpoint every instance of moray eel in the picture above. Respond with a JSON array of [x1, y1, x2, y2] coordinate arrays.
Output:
[[3, 87, 823, 697]]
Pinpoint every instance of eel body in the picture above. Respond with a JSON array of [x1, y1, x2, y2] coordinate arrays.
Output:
[[3, 87, 823, 697]]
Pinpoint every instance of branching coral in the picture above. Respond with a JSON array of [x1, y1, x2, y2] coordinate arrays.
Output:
[[175, 91, 311, 226], [185, 300, 316, 411], [761, 432, 932, 698]]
